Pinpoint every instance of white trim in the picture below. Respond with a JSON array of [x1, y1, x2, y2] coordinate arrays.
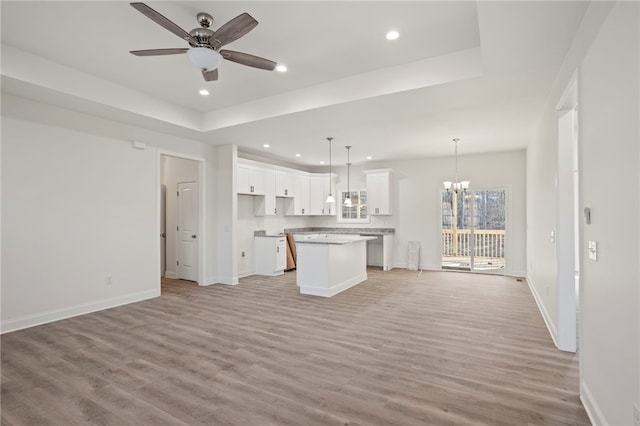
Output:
[[164, 270, 177, 279], [580, 380, 605, 426], [157, 150, 207, 288], [526, 276, 558, 348], [1, 289, 160, 334], [299, 272, 368, 297]]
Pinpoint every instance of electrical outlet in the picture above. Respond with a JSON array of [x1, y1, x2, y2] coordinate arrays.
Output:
[[241, 251, 246, 258], [105, 276, 112, 286], [633, 403, 639, 426]]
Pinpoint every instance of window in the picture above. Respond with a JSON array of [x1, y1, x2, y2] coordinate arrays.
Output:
[[338, 189, 369, 223]]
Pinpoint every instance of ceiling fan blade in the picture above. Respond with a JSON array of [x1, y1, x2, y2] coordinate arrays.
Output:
[[130, 2, 197, 45], [130, 48, 188, 56], [211, 13, 258, 48], [220, 50, 276, 71], [202, 68, 219, 81]]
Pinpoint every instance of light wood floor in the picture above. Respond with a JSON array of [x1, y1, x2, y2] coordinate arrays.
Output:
[[1, 269, 590, 425]]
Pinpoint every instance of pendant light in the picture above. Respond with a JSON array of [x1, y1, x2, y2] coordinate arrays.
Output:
[[325, 137, 335, 203], [443, 138, 470, 193], [344, 145, 353, 206]]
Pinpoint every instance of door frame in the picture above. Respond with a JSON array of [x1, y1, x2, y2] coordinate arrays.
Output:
[[157, 150, 206, 287], [555, 70, 580, 354]]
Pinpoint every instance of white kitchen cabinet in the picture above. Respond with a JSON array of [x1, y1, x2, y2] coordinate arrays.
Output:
[[309, 174, 337, 216], [254, 170, 276, 216], [237, 163, 266, 195], [254, 236, 286, 276], [284, 174, 310, 215], [275, 171, 295, 197], [365, 169, 392, 215]]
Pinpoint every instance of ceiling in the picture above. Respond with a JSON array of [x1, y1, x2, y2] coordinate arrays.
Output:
[[1, 1, 589, 166]]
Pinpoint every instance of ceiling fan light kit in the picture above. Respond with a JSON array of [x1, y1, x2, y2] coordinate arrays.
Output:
[[187, 47, 223, 70], [129, 2, 277, 81]]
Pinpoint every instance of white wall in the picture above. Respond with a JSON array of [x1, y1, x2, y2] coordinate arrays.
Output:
[[579, 3, 639, 424], [1, 96, 219, 332], [2, 117, 158, 331], [527, 2, 639, 424], [160, 156, 199, 279]]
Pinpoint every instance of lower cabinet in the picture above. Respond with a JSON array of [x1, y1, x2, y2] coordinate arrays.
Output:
[[254, 236, 286, 276]]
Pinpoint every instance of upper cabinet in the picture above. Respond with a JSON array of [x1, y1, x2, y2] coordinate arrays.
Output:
[[236, 159, 338, 217], [284, 174, 310, 216], [309, 174, 337, 216], [254, 170, 276, 216], [365, 169, 393, 215], [237, 163, 266, 195], [275, 171, 295, 197]]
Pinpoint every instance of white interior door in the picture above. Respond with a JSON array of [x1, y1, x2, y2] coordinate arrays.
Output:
[[177, 181, 198, 282], [161, 185, 166, 278]]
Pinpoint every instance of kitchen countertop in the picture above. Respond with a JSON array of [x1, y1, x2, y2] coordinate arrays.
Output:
[[282, 227, 395, 236], [295, 234, 378, 245], [253, 231, 286, 238]]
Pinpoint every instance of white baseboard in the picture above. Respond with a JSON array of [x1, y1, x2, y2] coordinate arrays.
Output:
[[509, 269, 526, 278], [580, 380, 606, 426], [217, 275, 239, 285], [164, 270, 177, 279], [203, 276, 218, 286], [1, 288, 160, 334], [526, 276, 558, 347], [300, 272, 367, 298]]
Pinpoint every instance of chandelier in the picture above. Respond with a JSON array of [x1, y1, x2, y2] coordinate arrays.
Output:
[[443, 138, 470, 193]]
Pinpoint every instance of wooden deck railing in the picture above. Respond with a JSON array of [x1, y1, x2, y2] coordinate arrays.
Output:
[[442, 229, 505, 258]]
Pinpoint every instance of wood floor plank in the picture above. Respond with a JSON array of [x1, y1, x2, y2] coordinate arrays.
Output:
[[1, 269, 590, 425]]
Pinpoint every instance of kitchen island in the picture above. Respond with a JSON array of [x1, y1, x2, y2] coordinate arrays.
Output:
[[295, 234, 377, 297]]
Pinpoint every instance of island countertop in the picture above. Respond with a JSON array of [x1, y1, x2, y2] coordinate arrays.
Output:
[[295, 234, 378, 245]]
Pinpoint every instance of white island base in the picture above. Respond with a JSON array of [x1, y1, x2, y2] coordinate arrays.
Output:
[[296, 235, 376, 297]]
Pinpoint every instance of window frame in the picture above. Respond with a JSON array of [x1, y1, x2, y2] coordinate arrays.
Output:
[[337, 188, 370, 224]]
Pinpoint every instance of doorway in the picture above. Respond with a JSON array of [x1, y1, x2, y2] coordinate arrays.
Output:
[[159, 154, 203, 286], [555, 73, 579, 353], [441, 189, 506, 273]]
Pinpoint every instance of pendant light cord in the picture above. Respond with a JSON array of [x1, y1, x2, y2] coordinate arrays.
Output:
[[454, 138, 459, 183]]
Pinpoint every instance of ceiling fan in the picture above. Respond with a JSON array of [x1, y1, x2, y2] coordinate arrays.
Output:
[[129, 2, 277, 82]]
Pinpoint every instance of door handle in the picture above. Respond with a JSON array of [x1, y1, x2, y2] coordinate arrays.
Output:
[[161, 233, 166, 238], [191, 235, 197, 239]]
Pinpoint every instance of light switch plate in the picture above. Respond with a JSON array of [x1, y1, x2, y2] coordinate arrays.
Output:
[[588, 240, 598, 261]]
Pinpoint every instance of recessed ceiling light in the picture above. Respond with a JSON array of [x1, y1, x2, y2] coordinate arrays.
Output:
[[276, 64, 287, 72], [386, 31, 399, 41], [263, 144, 270, 148], [366, 156, 373, 160], [295, 153, 301, 157], [199, 89, 210, 96]]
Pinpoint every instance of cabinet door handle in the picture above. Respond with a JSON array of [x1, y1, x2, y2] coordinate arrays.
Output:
[[192, 235, 197, 239], [277, 247, 279, 253]]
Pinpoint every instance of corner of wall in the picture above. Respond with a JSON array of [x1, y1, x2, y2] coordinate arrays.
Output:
[[526, 276, 558, 348], [580, 380, 607, 426]]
